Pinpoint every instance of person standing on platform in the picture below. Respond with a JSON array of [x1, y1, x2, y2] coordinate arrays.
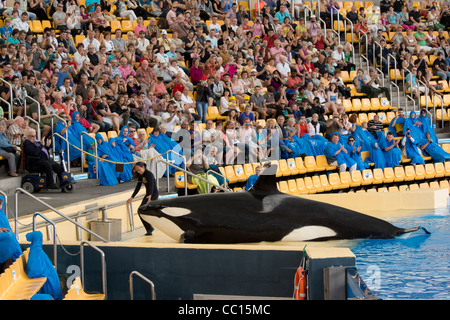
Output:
[[127, 162, 159, 236]]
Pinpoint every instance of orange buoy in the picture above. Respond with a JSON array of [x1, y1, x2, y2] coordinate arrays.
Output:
[[294, 266, 307, 300]]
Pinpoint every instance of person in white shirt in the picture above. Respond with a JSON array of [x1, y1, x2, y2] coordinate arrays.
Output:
[[276, 55, 291, 81], [205, 29, 218, 49], [161, 103, 181, 138], [11, 12, 29, 32], [136, 30, 150, 54], [82, 30, 100, 51], [208, 16, 221, 33], [73, 43, 90, 72]]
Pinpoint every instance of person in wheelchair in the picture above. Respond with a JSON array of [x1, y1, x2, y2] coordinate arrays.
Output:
[[22, 129, 63, 190]]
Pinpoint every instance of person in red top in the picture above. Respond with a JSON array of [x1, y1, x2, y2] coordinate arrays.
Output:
[[262, 28, 277, 49], [51, 93, 69, 114], [296, 115, 309, 137]]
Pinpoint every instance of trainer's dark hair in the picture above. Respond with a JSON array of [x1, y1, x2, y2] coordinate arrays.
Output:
[[134, 162, 147, 169]]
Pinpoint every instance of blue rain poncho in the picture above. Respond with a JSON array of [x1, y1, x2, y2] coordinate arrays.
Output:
[[26, 231, 62, 300], [0, 231, 16, 264], [402, 131, 425, 164], [345, 140, 368, 171], [148, 132, 184, 174], [0, 196, 22, 261], [377, 131, 402, 167], [352, 125, 386, 169], [87, 134, 119, 186], [418, 132, 450, 162], [109, 137, 133, 182], [324, 138, 356, 168], [417, 113, 438, 143]]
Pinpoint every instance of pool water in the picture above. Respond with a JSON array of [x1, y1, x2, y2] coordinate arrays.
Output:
[[350, 208, 450, 300]]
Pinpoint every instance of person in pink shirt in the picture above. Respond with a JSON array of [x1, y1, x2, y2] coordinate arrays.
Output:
[[134, 17, 147, 37], [118, 57, 136, 81]]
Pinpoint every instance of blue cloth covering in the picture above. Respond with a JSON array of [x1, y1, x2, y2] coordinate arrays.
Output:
[[345, 141, 368, 171], [148, 132, 184, 174], [26, 231, 62, 300], [88, 134, 119, 186], [402, 131, 425, 164], [377, 131, 402, 167], [109, 137, 133, 182], [418, 132, 450, 162], [324, 138, 356, 168], [388, 114, 405, 137], [417, 113, 438, 143], [245, 174, 259, 191], [0, 231, 16, 264], [54, 119, 82, 162], [0, 196, 22, 261]]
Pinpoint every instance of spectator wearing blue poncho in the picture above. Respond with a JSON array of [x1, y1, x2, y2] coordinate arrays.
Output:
[[87, 134, 119, 186], [245, 165, 262, 191], [345, 137, 368, 171], [324, 133, 357, 172], [26, 231, 62, 300], [417, 109, 438, 143], [401, 129, 425, 165], [109, 137, 133, 182], [0, 229, 16, 273], [148, 126, 184, 175], [53, 112, 83, 164], [117, 125, 136, 153], [419, 131, 450, 163], [378, 131, 402, 167], [388, 108, 406, 137], [354, 123, 387, 169], [0, 197, 22, 263]]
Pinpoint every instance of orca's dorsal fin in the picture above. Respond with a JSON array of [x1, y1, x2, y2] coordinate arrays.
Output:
[[249, 165, 281, 195]]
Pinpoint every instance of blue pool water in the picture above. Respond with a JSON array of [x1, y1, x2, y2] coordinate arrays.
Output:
[[350, 208, 450, 300]]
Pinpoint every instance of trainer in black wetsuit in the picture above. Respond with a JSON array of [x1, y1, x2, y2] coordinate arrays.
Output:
[[127, 162, 159, 235]]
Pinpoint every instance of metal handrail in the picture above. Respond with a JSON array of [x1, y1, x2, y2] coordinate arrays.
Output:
[[80, 131, 99, 180], [206, 168, 228, 189], [23, 115, 41, 142], [0, 96, 12, 120], [432, 92, 444, 127], [0, 77, 13, 113], [129, 271, 155, 300], [372, 41, 385, 87], [358, 30, 369, 73], [318, 16, 327, 36], [158, 158, 230, 195], [25, 95, 41, 126], [80, 240, 107, 299], [402, 68, 416, 113], [14, 188, 108, 242], [154, 149, 186, 193], [32, 212, 57, 272], [329, 5, 341, 46], [387, 53, 400, 107], [344, 17, 355, 63], [417, 79, 428, 111]]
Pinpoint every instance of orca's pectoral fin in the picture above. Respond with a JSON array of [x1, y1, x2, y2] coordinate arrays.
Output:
[[180, 230, 196, 243]]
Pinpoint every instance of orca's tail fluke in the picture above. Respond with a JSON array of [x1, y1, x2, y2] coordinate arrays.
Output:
[[396, 226, 431, 239]]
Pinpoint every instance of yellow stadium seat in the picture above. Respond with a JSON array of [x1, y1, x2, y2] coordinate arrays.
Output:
[[287, 178, 299, 195], [295, 157, 308, 174], [393, 166, 405, 182], [361, 98, 372, 111], [286, 158, 300, 175], [339, 171, 351, 189], [361, 169, 374, 185], [378, 187, 388, 192], [414, 164, 426, 180], [439, 180, 450, 193], [388, 186, 399, 192], [434, 162, 445, 178], [311, 175, 325, 193], [328, 172, 343, 190], [419, 182, 430, 189], [31, 20, 44, 33], [278, 181, 289, 193], [107, 130, 118, 140], [316, 154, 337, 171], [110, 20, 121, 33], [304, 176, 317, 194], [343, 99, 353, 112], [403, 165, 416, 181], [372, 168, 384, 184], [424, 163, 436, 180], [350, 170, 363, 187], [429, 181, 440, 189], [370, 98, 381, 111], [303, 156, 319, 172], [243, 163, 254, 180], [278, 159, 291, 177], [121, 20, 133, 32], [316, 174, 330, 192], [383, 167, 395, 183], [224, 166, 239, 184], [296, 178, 309, 195], [234, 165, 247, 182], [174, 171, 198, 189], [352, 98, 362, 111], [379, 97, 391, 110], [64, 276, 105, 300]]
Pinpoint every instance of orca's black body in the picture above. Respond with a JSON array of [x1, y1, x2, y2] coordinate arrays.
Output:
[[138, 167, 428, 244]]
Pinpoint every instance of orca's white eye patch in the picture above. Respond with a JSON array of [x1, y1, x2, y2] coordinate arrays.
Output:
[[161, 207, 191, 217]]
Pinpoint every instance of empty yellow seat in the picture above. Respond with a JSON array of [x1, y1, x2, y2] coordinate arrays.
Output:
[[424, 163, 436, 180], [383, 167, 395, 183], [414, 164, 426, 180], [278, 159, 291, 177], [328, 172, 343, 190], [286, 158, 300, 175], [394, 166, 405, 182], [404, 165, 416, 181], [361, 169, 374, 185], [174, 171, 198, 189], [434, 162, 445, 178], [311, 175, 325, 193], [295, 157, 308, 174], [439, 180, 450, 193], [287, 179, 299, 195], [278, 181, 289, 193], [64, 277, 105, 300], [234, 165, 247, 182], [350, 170, 363, 187], [223, 166, 239, 184], [304, 156, 319, 172], [319, 174, 333, 192], [304, 176, 317, 194], [243, 163, 254, 180], [372, 168, 384, 184], [296, 178, 309, 195]]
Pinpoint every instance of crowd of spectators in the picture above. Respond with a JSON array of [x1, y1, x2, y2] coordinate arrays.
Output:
[[0, 0, 449, 190]]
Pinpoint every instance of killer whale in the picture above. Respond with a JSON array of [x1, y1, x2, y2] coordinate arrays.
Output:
[[138, 165, 429, 244]]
